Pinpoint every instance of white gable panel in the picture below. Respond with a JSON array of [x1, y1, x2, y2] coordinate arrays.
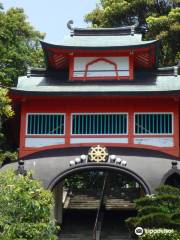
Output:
[[73, 57, 129, 78], [88, 60, 116, 71], [109, 57, 129, 70], [86, 71, 117, 77], [74, 57, 95, 71]]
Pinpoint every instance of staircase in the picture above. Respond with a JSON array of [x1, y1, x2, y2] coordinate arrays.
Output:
[[101, 211, 133, 240], [64, 194, 135, 210], [106, 197, 135, 210], [59, 194, 135, 240], [58, 210, 95, 240], [58, 209, 133, 240], [66, 195, 100, 209]]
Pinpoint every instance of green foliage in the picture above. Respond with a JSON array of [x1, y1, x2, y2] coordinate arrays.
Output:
[[0, 6, 45, 87], [85, 0, 178, 27], [64, 171, 139, 196], [126, 185, 180, 233], [0, 87, 15, 166], [85, 0, 180, 66], [138, 206, 168, 216], [172, 211, 180, 224], [0, 88, 14, 117], [64, 171, 106, 192], [0, 169, 58, 239], [0, 151, 17, 166], [146, 7, 180, 66], [0, 3, 45, 165], [139, 229, 180, 240]]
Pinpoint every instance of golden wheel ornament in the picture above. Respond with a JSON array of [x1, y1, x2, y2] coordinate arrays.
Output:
[[88, 145, 109, 163]]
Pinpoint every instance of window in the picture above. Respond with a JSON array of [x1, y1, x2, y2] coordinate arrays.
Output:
[[135, 113, 173, 135], [27, 113, 65, 135], [72, 113, 128, 135]]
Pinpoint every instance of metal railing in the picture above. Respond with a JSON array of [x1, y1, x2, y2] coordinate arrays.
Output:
[[93, 173, 108, 240]]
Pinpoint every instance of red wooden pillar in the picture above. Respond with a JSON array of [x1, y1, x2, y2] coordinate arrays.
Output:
[[128, 108, 134, 145], [19, 101, 26, 158], [129, 51, 134, 80], [174, 100, 180, 157], [65, 111, 71, 146]]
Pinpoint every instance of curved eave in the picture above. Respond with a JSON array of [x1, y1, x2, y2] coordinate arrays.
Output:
[[10, 88, 180, 97], [40, 40, 159, 51], [41, 40, 159, 70]]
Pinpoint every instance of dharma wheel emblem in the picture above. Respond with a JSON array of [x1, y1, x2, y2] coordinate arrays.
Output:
[[88, 145, 109, 163]]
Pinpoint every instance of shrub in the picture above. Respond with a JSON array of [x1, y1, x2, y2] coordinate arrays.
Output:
[[139, 228, 180, 240], [172, 211, 180, 224], [0, 169, 58, 239], [138, 206, 167, 216], [126, 185, 180, 234], [0, 151, 17, 167]]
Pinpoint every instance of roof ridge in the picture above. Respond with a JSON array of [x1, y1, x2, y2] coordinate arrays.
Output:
[[67, 20, 136, 36]]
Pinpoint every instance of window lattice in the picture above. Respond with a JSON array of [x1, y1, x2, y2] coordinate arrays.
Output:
[[135, 113, 173, 134], [27, 114, 65, 135], [72, 113, 127, 135]]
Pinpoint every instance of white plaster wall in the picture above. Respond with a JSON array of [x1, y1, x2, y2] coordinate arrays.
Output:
[[134, 137, 174, 147], [25, 138, 65, 148], [70, 138, 128, 144]]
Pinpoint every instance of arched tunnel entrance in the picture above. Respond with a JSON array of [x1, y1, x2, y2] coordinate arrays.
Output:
[[50, 164, 151, 240]]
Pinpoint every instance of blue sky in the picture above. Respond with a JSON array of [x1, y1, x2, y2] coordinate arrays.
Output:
[[1, 0, 99, 43]]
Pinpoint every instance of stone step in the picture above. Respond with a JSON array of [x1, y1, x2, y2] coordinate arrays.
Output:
[[103, 237, 132, 240], [67, 194, 135, 209], [59, 234, 131, 240], [102, 238, 131, 240], [68, 195, 134, 208], [58, 233, 92, 240]]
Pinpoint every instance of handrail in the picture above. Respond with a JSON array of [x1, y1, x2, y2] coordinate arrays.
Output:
[[93, 173, 108, 240]]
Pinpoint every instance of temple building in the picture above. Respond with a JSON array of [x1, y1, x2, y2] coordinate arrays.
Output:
[[4, 21, 180, 238]]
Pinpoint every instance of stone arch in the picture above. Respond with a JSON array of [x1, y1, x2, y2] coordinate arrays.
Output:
[[48, 163, 152, 195]]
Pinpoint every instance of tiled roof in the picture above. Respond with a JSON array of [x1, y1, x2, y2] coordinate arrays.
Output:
[[11, 69, 180, 96]]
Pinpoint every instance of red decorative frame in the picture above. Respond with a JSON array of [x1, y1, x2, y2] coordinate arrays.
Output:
[[84, 57, 118, 80]]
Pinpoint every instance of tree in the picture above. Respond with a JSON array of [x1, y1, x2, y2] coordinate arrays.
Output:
[[0, 88, 16, 165], [0, 3, 45, 164], [0, 4, 45, 87], [0, 169, 58, 240], [126, 185, 180, 235], [85, 0, 180, 66], [0, 88, 13, 118], [146, 7, 180, 66]]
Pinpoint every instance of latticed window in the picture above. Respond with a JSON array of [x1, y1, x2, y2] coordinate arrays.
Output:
[[72, 113, 128, 135], [27, 114, 65, 135], [135, 113, 173, 134]]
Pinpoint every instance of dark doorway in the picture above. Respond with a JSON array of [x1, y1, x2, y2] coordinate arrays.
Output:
[[58, 169, 145, 240], [165, 173, 180, 188]]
